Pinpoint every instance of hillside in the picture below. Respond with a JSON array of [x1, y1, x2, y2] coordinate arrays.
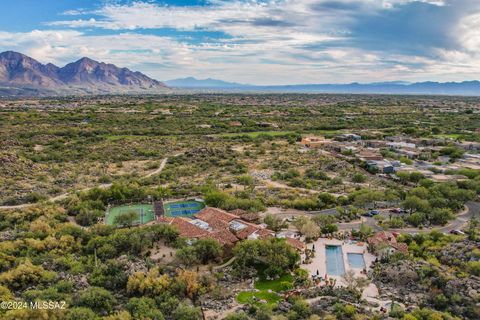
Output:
[[0, 51, 167, 96]]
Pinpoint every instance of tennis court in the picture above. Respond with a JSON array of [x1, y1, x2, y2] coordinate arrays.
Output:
[[106, 203, 155, 226], [164, 200, 205, 217]]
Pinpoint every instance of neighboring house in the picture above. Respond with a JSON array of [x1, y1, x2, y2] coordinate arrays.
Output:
[[385, 135, 408, 142], [367, 231, 408, 258], [277, 230, 305, 252], [300, 136, 328, 148], [456, 141, 480, 151], [362, 140, 387, 148], [228, 121, 243, 127], [336, 133, 361, 141], [365, 160, 395, 174], [396, 148, 420, 159], [386, 142, 416, 150], [285, 237, 306, 253], [357, 149, 383, 161]]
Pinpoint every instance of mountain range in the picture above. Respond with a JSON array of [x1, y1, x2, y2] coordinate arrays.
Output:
[[165, 77, 248, 89], [166, 77, 480, 96], [1, 51, 480, 96], [0, 51, 166, 96]]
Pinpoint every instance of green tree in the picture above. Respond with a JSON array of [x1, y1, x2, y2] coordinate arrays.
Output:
[[126, 297, 164, 320], [223, 312, 249, 320], [352, 173, 367, 183], [312, 214, 337, 228], [114, 210, 139, 227], [172, 304, 202, 320], [466, 218, 479, 240], [77, 287, 116, 315], [176, 246, 199, 266], [0, 260, 56, 291], [403, 196, 429, 214], [321, 223, 338, 236], [66, 307, 99, 320], [263, 214, 283, 232], [429, 208, 453, 226], [192, 238, 223, 264], [318, 193, 337, 206], [357, 223, 373, 241], [237, 175, 254, 187], [466, 261, 480, 276]]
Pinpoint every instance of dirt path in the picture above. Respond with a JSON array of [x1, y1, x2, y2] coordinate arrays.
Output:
[[260, 178, 323, 195], [0, 158, 169, 210], [143, 158, 168, 178]]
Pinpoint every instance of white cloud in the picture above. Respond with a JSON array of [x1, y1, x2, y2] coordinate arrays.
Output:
[[1, 0, 478, 83]]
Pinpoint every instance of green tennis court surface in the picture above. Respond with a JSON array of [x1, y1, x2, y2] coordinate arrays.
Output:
[[164, 200, 205, 217], [106, 203, 154, 226]]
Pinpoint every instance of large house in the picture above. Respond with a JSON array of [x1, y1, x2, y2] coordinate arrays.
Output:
[[158, 207, 275, 248]]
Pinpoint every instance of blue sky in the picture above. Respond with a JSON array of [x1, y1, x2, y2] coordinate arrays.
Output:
[[0, 0, 479, 84]]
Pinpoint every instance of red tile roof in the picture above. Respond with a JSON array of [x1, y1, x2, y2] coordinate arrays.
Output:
[[205, 229, 240, 246], [157, 216, 174, 224], [171, 217, 209, 238], [229, 209, 247, 216], [368, 231, 408, 253], [159, 207, 276, 247], [254, 228, 275, 239], [285, 237, 306, 251], [234, 223, 260, 240], [241, 213, 260, 222], [195, 207, 237, 223]]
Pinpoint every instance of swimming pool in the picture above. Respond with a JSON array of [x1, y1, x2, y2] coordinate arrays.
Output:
[[347, 253, 365, 269], [325, 245, 345, 276]]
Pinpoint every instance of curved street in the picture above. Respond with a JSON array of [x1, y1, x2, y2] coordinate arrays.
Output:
[[335, 201, 480, 234]]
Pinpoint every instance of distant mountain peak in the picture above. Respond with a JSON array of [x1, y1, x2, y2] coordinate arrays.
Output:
[[0, 51, 166, 96], [0, 51, 29, 59], [165, 76, 248, 88]]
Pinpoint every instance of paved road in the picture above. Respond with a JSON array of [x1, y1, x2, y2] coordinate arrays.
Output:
[[335, 201, 480, 234], [0, 157, 169, 210]]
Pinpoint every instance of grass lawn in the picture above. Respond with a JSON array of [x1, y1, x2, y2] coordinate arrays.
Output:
[[254, 273, 294, 292], [236, 291, 281, 306], [236, 264, 294, 306]]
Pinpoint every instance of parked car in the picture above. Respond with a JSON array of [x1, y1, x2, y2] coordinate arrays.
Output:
[[362, 212, 373, 217], [389, 208, 406, 213], [450, 229, 465, 235], [369, 210, 380, 215]]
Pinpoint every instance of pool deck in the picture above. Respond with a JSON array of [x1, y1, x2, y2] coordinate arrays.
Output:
[[301, 238, 376, 286]]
